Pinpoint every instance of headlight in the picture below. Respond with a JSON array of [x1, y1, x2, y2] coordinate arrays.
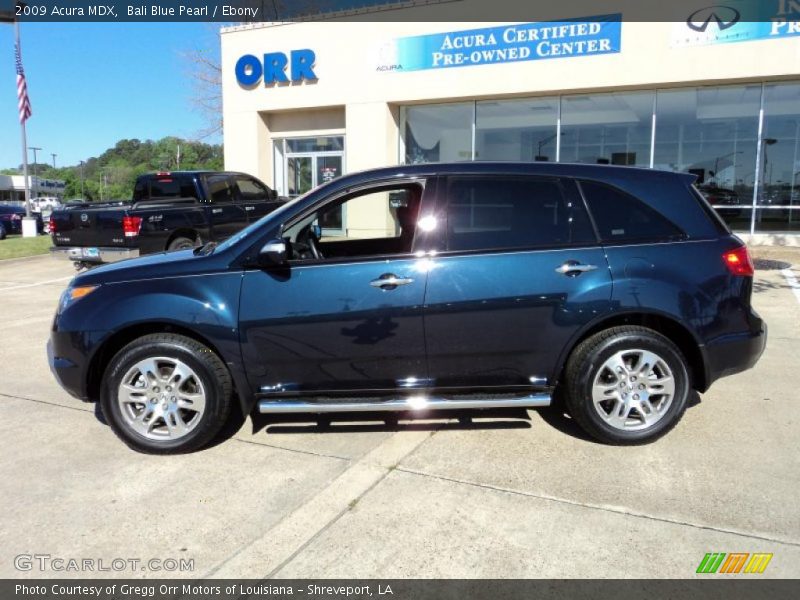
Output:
[[58, 285, 99, 314]]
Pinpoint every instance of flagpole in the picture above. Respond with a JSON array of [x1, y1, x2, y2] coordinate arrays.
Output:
[[15, 18, 32, 221]]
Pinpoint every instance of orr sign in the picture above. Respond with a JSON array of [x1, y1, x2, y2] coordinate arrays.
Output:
[[235, 49, 317, 86]]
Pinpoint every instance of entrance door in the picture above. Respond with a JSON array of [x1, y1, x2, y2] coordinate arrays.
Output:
[[287, 156, 313, 198], [279, 137, 346, 230], [285, 152, 344, 233]]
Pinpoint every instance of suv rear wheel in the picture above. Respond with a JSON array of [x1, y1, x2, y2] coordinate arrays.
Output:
[[100, 333, 232, 454], [564, 326, 690, 444]]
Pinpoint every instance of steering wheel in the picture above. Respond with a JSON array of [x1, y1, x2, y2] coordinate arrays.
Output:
[[307, 230, 322, 259], [294, 227, 323, 260]]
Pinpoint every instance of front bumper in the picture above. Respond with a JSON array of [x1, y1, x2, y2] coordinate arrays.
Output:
[[703, 317, 767, 388], [47, 337, 89, 401], [50, 246, 139, 264]]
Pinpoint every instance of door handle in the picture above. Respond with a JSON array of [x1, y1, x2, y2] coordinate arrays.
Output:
[[370, 274, 414, 289], [555, 261, 598, 276]]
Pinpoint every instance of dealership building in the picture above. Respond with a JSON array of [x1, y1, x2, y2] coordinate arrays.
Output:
[[221, 1, 800, 241], [0, 174, 65, 204]]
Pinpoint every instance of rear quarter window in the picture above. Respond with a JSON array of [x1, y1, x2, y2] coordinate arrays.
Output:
[[579, 180, 685, 243]]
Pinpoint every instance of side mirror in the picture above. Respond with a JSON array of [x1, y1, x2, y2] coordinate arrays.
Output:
[[258, 239, 288, 266], [269, 189, 279, 201]]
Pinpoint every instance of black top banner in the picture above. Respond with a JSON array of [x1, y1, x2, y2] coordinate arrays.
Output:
[[0, 0, 797, 22]]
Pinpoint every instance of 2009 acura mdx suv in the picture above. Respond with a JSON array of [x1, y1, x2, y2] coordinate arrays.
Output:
[[48, 162, 766, 453]]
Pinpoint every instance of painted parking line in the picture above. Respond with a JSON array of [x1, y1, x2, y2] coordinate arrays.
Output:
[[0, 275, 72, 292], [781, 268, 800, 305]]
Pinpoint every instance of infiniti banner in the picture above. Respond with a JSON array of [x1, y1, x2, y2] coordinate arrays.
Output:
[[375, 15, 621, 73], [671, 0, 800, 46]]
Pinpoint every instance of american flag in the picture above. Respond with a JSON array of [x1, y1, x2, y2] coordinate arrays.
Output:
[[15, 41, 32, 124]]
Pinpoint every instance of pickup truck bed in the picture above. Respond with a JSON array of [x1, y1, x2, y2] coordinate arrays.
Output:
[[51, 171, 284, 266]]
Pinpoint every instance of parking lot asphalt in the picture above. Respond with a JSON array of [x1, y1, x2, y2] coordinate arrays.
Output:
[[1, 254, 798, 579]]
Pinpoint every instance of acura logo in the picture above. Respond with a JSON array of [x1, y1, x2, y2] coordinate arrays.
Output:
[[687, 5, 741, 32]]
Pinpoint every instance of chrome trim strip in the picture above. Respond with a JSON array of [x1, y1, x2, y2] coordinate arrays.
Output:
[[258, 393, 551, 414]]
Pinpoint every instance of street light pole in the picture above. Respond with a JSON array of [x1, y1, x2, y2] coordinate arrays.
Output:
[[28, 145, 41, 199], [79, 160, 85, 198], [51, 153, 56, 168]]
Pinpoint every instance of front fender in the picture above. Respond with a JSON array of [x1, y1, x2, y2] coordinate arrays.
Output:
[[57, 271, 252, 411]]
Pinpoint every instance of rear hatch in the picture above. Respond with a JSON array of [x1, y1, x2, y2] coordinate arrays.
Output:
[[50, 202, 135, 249]]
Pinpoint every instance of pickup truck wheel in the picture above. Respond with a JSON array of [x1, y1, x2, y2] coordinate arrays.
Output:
[[564, 326, 690, 445], [100, 333, 233, 454], [167, 236, 196, 251]]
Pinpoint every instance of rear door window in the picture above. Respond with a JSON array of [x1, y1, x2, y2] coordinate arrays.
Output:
[[206, 176, 236, 204], [579, 180, 685, 243], [443, 176, 596, 252]]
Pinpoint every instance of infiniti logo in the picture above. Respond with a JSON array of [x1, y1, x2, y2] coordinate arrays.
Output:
[[80, 213, 88, 223], [687, 5, 741, 32]]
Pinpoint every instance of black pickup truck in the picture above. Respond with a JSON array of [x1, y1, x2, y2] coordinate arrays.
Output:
[[50, 171, 284, 268]]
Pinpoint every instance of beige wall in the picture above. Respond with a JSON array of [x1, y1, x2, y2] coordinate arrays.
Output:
[[220, 13, 800, 234]]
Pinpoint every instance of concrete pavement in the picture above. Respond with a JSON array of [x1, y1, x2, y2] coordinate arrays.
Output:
[[0, 254, 798, 579]]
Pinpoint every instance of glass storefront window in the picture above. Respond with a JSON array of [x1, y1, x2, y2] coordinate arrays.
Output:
[[475, 98, 558, 162], [560, 91, 654, 167], [403, 103, 473, 163], [759, 83, 800, 232], [654, 85, 761, 231], [399, 81, 800, 234]]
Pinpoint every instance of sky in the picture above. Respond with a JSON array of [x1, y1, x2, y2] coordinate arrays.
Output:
[[0, 1, 412, 170], [0, 22, 223, 169]]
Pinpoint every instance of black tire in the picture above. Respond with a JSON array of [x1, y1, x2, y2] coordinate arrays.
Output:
[[167, 236, 196, 251], [563, 326, 690, 445], [0, 223, 6, 240], [100, 333, 233, 454]]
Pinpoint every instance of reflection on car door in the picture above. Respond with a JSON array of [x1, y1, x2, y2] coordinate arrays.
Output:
[[422, 175, 614, 389]]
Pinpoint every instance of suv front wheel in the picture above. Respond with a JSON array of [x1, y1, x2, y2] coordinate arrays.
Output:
[[564, 326, 690, 444], [100, 333, 233, 454]]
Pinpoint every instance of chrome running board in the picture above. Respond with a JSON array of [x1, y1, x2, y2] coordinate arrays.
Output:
[[258, 393, 551, 414]]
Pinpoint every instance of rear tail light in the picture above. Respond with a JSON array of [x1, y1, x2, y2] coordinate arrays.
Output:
[[122, 216, 143, 238], [49, 215, 56, 233], [723, 246, 754, 276]]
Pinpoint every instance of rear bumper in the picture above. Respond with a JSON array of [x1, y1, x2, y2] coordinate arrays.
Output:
[[703, 315, 767, 388], [50, 246, 139, 264]]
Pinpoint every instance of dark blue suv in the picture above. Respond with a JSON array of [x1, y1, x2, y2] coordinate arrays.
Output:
[[48, 162, 766, 453]]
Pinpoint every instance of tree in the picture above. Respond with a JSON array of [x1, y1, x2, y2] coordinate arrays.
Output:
[[2, 136, 224, 201], [181, 25, 223, 140]]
